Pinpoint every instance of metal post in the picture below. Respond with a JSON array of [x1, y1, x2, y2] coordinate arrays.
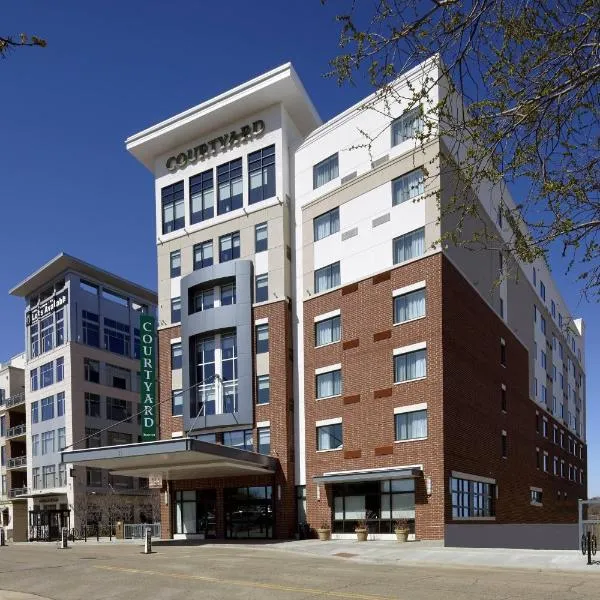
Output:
[[84, 524, 87, 543], [60, 527, 68, 549], [588, 531, 592, 566], [0, 528, 5, 546], [144, 527, 152, 554], [96, 522, 99, 542]]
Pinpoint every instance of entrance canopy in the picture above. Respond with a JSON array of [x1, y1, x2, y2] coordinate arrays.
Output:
[[61, 438, 278, 480], [313, 466, 422, 485]]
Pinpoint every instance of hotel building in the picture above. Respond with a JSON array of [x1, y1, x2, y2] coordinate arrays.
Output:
[[63, 60, 587, 548]]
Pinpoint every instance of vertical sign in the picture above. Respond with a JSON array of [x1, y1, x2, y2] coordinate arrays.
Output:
[[140, 315, 157, 441]]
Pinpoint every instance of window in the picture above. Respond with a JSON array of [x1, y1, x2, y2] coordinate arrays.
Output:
[[191, 287, 214, 313], [315, 315, 341, 346], [84, 358, 100, 384], [30, 323, 39, 358], [393, 227, 425, 264], [551, 300, 556, 318], [501, 432, 507, 458], [533, 267, 537, 286], [219, 232, 240, 262], [314, 262, 340, 293], [171, 342, 182, 370], [30, 368, 38, 391], [161, 181, 185, 234], [85, 428, 102, 448], [313, 208, 340, 241], [172, 389, 183, 416], [193, 240, 213, 270], [32, 434, 39, 456], [501, 339, 506, 366], [217, 158, 243, 214], [542, 419, 548, 437], [533, 304, 537, 323], [221, 283, 236, 306], [32, 401, 39, 424], [316, 369, 342, 398], [313, 154, 339, 189], [171, 297, 181, 323], [394, 349, 427, 383], [542, 384, 547, 405], [82, 310, 100, 347], [541, 316, 546, 334], [32, 467, 40, 490], [40, 361, 53, 388], [57, 392, 65, 417], [392, 106, 423, 145], [223, 429, 253, 452], [87, 468, 103, 487], [531, 489, 543, 505], [392, 169, 425, 206], [395, 409, 427, 441], [58, 463, 67, 487], [42, 465, 56, 489], [541, 350, 547, 370], [255, 222, 268, 252], [393, 288, 425, 324], [540, 281, 546, 301], [104, 318, 130, 356], [57, 427, 66, 451], [55, 309, 64, 346], [107, 431, 133, 446], [40, 315, 54, 353], [0, 447, 4, 466], [450, 476, 495, 518], [255, 324, 269, 354], [56, 357, 64, 382], [543, 453, 549, 472], [501, 386, 507, 412], [256, 375, 270, 404], [255, 274, 268, 303], [41, 396, 54, 421], [317, 422, 343, 451], [134, 328, 141, 359], [106, 397, 132, 422], [258, 426, 271, 455], [170, 250, 181, 278], [190, 169, 214, 223], [41, 430, 55, 454], [248, 144, 275, 203]]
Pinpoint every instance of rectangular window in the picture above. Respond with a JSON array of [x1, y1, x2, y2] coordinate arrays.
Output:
[[190, 169, 214, 223], [501, 433, 507, 458], [56, 392, 65, 417], [193, 240, 213, 270], [257, 426, 271, 455], [57, 427, 66, 451], [392, 169, 425, 205], [84, 358, 100, 384], [543, 454, 549, 472], [161, 181, 185, 234], [85, 428, 102, 448], [41, 396, 54, 421], [541, 316, 546, 334], [392, 106, 423, 145], [255, 274, 268, 303], [107, 430, 133, 446], [56, 357, 64, 382], [32, 434, 39, 456], [191, 287, 214, 313], [541, 350, 547, 370], [170, 250, 181, 278], [223, 429, 253, 452], [58, 463, 67, 487], [450, 476, 496, 518], [501, 340, 506, 366], [171, 342, 182, 370], [543, 419, 548, 437], [32, 467, 40, 490], [171, 297, 181, 323], [106, 397, 132, 422], [40, 361, 54, 388], [42, 465, 56, 489], [317, 422, 343, 451], [313, 153, 339, 189], [255, 324, 269, 354], [40, 315, 54, 353], [393, 227, 425, 264], [256, 375, 270, 404], [221, 283, 236, 306], [393, 288, 425, 324], [395, 409, 427, 441], [82, 310, 100, 348], [219, 232, 240, 262], [313, 208, 340, 241], [531, 489, 543, 504], [32, 401, 39, 424], [87, 468, 103, 487], [551, 300, 556, 318], [501, 387, 507, 412], [41, 430, 55, 454], [172, 389, 183, 417], [255, 222, 268, 253], [394, 349, 426, 383], [248, 144, 275, 204], [104, 318, 131, 356], [314, 262, 340, 293], [55, 309, 64, 346], [540, 281, 546, 301], [315, 315, 341, 346], [316, 369, 342, 398], [30, 368, 38, 391], [30, 323, 39, 358], [217, 158, 243, 214]]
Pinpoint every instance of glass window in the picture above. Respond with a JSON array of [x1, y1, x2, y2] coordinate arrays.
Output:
[[191, 287, 214, 313], [392, 169, 425, 205], [85, 428, 101, 448], [31, 401, 39, 424], [55, 309, 64, 346], [317, 423, 343, 450], [217, 158, 243, 214], [170, 250, 181, 278], [451, 477, 496, 518], [104, 318, 131, 356], [106, 397, 132, 422], [32, 434, 39, 456], [172, 389, 183, 416], [191, 336, 216, 417], [313, 154, 339, 189], [57, 392, 65, 417], [315, 316, 341, 346], [30, 323, 39, 358], [316, 369, 342, 398], [82, 310, 100, 348], [162, 181, 185, 234], [258, 427, 271, 454], [395, 409, 427, 440], [257, 375, 270, 404], [84, 358, 100, 384], [313, 208, 340, 241], [41, 430, 55, 454], [190, 169, 214, 224], [393, 289, 426, 323], [107, 430, 132, 446], [42, 465, 56, 488], [30, 368, 38, 391], [87, 468, 103, 487], [248, 144, 276, 204], [551, 299, 556, 318], [540, 281, 546, 301], [40, 315, 54, 353], [58, 427, 66, 451], [223, 429, 253, 452], [394, 349, 427, 382], [171, 342, 182, 370], [393, 227, 425, 264], [541, 316, 546, 334], [221, 283, 236, 306], [255, 324, 269, 354], [56, 357, 64, 382], [0, 416, 4, 437], [41, 396, 54, 421], [255, 222, 268, 252], [255, 274, 268, 303], [314, 262, 340, 293], [219, 232, 240, 262], [193, 240, 213, 270], [58, 463, 67, 486], [392, 106, 423, 145], [171, 297, 181, 323], [40, 361, 54, 388]]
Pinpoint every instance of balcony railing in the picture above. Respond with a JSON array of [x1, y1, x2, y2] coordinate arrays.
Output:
[[1, 392, 26, 409], [7, 455, 27, 469], [8, 487, 29, 498], [6, 424, 26, 439]]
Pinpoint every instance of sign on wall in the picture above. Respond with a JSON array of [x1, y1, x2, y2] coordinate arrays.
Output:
[[140, 315, 157, 441], [25, 289, 68, 326]]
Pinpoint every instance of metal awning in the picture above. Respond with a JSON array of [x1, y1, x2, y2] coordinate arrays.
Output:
[[313, 467, 422, 485], [61, 438, 278, 480]]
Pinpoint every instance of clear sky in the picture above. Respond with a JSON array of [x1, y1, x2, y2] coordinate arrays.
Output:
[[1, 1, 597, 496]]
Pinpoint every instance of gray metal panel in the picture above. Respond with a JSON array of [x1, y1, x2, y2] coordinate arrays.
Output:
[[341, 227, 358, 241], [372, 155, 389, 169], [372, 213, 391, 228], [340, 171, 357, 184], [313, 467, 421, 484]]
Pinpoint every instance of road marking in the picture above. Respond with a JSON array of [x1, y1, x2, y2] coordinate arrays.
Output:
[[95, 565, 399, 599]]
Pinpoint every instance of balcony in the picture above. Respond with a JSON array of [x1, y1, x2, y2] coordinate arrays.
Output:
[[6, 424, 26, 439], [8, 487, 29, 498], [0, 392, 26, 410], [7, 456, 27, 469]]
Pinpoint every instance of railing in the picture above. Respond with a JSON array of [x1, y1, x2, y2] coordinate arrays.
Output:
[[2, 392, 26, 409], [123, 523, 161, 539], [7, 456, 27, 469], [8, 487, 29, 498], [6, 424, 26, 439]]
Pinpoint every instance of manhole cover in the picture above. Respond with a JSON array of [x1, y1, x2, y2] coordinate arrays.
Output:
[[333, 552, 357, 558]]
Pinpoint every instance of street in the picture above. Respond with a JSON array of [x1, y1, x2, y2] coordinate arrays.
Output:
[[0, 542, 599, 600]]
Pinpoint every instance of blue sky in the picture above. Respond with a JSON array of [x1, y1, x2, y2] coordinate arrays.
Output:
[[1, 1, 597, 496]]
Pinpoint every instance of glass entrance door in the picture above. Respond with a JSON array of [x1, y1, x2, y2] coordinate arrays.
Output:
[[174, 489, 216, 538], [224, 485, 273, 539]]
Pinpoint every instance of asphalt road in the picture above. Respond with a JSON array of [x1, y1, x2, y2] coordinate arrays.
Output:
[[0, 542, 599, 600]]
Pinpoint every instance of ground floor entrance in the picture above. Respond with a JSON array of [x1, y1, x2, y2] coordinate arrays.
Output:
[[28, 509, 71, 542]]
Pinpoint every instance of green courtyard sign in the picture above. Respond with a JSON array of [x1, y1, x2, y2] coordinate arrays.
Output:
[[140, 315, 157, 441]]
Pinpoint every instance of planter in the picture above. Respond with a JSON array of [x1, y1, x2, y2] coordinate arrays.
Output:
[[395, 528, 409, 542], [355, 528, 368, 542], [317, 528, 331, 541]]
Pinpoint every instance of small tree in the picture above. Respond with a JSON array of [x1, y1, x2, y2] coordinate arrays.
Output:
[[0, 33, 46, 58]]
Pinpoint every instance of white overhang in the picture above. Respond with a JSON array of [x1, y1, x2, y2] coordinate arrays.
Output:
[[126, 63, 321, 171], [313, 466, 423, 485], [61, 438, 278, 481]]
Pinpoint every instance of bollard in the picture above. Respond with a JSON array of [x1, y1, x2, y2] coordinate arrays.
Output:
[[587, 531, 593, 565], [60, 527, 68, 549], [0, 528, 5, 546], [144, 527, 152, 554]]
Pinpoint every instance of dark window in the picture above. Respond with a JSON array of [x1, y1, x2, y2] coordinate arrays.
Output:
[[256, 375, 270, 404], [171, 297, 181, 323], [501, 387, 507, 411], [171, 342, 182, 370], [193, 241, 213, 270], [255, 324, 269, 354], [104, 318, 131, 356], [313, 154, 339, 189], [57, 392, 65, 417], [170, 250, 181, 278], [248, 144, 276, 203], [82, 311, 100, 348], [56, 357, 64, 382], [316, 370, 342, 398], [190, 169, 214, 223], [84, 358, 100, 384], [255, 222, 268, 253], [85, 392, 101, 418], [219, 232, 240, 262], [255, 274, 268, 303], [106, 397, 132, 422], [221, 283, 236, 306], [55, 309, 64, 346], [162, 181, 185, 234], [40, 361, 54, 388], [217, 158, 243, 214], [31, 401, 39, 424], [191, 286, 214, 314], [313, 208, 340, 241], [501, 340, 506, 366], [172, 389, 183, 416], [501, 433, 507, 458], [450, 477, 495, 518]]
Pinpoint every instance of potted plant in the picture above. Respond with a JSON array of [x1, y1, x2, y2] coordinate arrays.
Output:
[[394, 519, 410, 542], [355, 512, 373, 542], [317, 522, 331, 541]]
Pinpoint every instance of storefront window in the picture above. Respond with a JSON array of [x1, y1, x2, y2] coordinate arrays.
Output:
[[174, 490, 216, 538], [225, 486, 273, 539]]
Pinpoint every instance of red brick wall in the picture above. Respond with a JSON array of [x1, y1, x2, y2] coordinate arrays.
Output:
[[158, 325, 182, 440]]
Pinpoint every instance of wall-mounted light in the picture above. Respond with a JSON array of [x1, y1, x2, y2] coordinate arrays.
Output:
[[426, 477, 432, 496]]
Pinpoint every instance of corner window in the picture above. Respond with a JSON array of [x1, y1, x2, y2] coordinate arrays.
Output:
[[393, 227, 425, 264], [313, 153, 339, 189], [316, 369, 342, 398], [393, 288, 425, 324], [161, 181, 185, 234], [317, 422, 343, 451], [392, 169, 425, 205], [255, 274, 268, 303], [313, 207, 340, 241], [315, 315, 341, 347], [256, 375, 270, 404], [395, 409, 427, 441], [171, 297, 181, 323], [391, 106, 423, 145], [255, 222, 268, 253], [219, 232, 240, 262], [255, 324, 269, 354], [394, 349, 426, 383], [217, 158, 243, 215], [248, 144, 276, 204], [172, 389, 183, 417], [314, 262, 340, 293], [170, 250, 181, 278], [451, 476, 495, 518], [82, 311, 100, 348], [171, 342, 182, 370], [190, 169, 214, 224]]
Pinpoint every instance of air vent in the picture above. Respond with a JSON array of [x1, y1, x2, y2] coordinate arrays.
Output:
[[341, 227, 358, 241], [372, 213, 390, 228], [372, 155, 389, 169], [341, 171, 357, 184]]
